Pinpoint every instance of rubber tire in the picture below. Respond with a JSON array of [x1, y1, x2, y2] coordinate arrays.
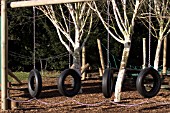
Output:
[[136, 67, 161, 98], [58, 69, 81, 97], [28, 69, 42, 98], [102, 68, 114, 98]]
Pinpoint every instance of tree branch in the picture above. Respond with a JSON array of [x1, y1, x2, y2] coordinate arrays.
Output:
[[92, 2, 124, 44], [81, 13, 93, 49]]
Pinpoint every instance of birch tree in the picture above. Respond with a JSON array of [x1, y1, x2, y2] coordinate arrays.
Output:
[[36, 2, 93, 75], [139, 0, 170, 70], [89, 0, 141, 102]]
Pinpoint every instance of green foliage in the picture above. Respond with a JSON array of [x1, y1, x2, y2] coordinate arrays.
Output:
[[8, 6, 68, 71], [7, 1, 160, 72]]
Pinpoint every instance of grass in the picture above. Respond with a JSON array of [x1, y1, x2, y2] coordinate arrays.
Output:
[[8, 71, 60, 83], [8, 72, 29, 82]]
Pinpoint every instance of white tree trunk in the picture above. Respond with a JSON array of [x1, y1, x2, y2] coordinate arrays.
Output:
[[71, 38, 81, 76], [114, 41, 131, 102], [154, 39, 162, 70], [71, 43, 82, 93], [72, 50, 81, 74]]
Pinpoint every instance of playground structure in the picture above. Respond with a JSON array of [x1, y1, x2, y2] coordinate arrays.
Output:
[[97, 38, 165, 98], [1, 0, 97, 111], [1, 0, 168, 111]]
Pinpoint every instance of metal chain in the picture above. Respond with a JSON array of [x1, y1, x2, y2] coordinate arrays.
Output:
[[107, 0, 110, 68], [68, 13, 71, 68], [148, 0, 152, 67], [33, 6, 36, 69]]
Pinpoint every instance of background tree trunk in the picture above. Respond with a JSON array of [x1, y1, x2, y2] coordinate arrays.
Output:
[[154, 39, 162, 70]]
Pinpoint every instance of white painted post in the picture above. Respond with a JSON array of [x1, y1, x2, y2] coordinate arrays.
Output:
[[163, 37, 167, 75], [10, 0, 97, 8], [142, 38, 146, 69], [1, 0, 8, 110]]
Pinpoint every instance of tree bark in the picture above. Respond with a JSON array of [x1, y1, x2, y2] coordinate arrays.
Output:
[[71, 47, 81, 75], [154, 39, 162, 70], [97, 39, 105, 76], [114, 41, 131, 102]]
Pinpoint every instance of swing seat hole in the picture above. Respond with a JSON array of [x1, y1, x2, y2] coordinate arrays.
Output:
[[63, 75, 75, 91], [143, 74, 154, 92]]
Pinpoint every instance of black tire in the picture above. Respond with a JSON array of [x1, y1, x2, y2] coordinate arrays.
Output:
[[58, 68, 81, 97], [28, 69, 42, 98], [136, 67, 161, 98], [102, 68, 114, 98]]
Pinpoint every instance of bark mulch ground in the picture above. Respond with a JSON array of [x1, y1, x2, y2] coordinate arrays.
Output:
[[2, 73, 170, 113]]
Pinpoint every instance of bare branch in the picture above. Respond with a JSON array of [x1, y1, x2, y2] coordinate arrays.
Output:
[[93, 1, 125, 44], [81, 13, 93, 48], [56, 26, 73, 55], [112, 0, 128, 35], [79, 5, 91, 40], [59, 5, 69, 32], [79, 2, 87, 20], [163, 19, 170, 37], [130, 0, 140, 33], [67, 3, 79, 32]]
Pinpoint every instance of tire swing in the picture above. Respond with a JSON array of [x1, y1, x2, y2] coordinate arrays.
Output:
[[28, 69, 42, 98], [58, 69, 81, 97], [102, 68, 114, 98], [136, 67, 161, 98]]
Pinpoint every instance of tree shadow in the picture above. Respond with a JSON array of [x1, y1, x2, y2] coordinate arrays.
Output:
[[11, 85, 62, 99], [10, 76, 138, 99], [140, 104, 170, 112]]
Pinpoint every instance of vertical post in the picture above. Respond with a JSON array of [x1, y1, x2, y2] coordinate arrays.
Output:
[[142, 38, 146, 69], [163, 37, 167, 75], [1, 0, 8, 110], [97, 39, 105, 76], [81, 46, 86, 80]]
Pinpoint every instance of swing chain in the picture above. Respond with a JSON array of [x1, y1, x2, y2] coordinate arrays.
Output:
[[148, 0, 152, 67], [107, 0, 110, 68]]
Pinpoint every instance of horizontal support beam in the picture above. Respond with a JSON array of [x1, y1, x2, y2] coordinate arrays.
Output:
[[10, 0, 97, 8]]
